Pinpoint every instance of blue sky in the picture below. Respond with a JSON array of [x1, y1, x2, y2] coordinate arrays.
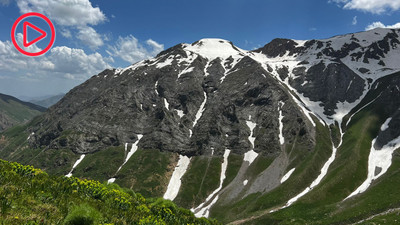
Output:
[[0, 0, 400, 99]]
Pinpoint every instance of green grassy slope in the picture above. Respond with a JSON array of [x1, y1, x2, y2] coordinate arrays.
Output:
[[0, 159, 220, 224], [0, 93, 45, 131], [211, 122, 333, 223], [223, 75, 400, 224]]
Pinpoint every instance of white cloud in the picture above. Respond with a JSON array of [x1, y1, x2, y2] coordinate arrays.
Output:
[[77, 26, 104, 50], [352, 16, 358, 25], [60, 28, 72, 38], [108, 35, 164, 63], [365, 21, 400, 30], [331, 0, 400, 14], [15, 0, 107, 49], [16, 0, 106, 27], [146, 39, 164, 55], [0, 38, 110, 80]]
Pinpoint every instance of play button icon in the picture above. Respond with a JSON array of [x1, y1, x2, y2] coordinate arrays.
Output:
[[11, 12, 56, 57], [23, 21, 47, 48]]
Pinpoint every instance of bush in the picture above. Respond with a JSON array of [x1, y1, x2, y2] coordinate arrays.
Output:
[[63, 204, 102, 225]]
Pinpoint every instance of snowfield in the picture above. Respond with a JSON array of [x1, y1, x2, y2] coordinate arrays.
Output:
[[164, 155, 191, 201]]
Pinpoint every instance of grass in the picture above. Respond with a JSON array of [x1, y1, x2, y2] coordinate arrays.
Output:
[[229, 85, 398, 224], [0, 159, 220, 224], [174, 155, 222, 209], [211, 121, 333, 223], [222, 153, 243, 188], [73, 146, 125, 183], [116, 149, 174, 198]]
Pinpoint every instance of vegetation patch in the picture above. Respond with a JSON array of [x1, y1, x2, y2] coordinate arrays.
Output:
[[0, 159, 220, 224], [175, 155, 222, 209]]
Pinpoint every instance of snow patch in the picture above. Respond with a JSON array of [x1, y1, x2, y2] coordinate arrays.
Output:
[[381, 117, 392, 131], [176, 109, 184, 118], [107, 178, 116, 184], [191, 92, 207, 137], [163, 155, 191, 201], [246, 116, 257, 149], [278, 101, 285, 145], [116, 135, 143, 174], [193, 149, 231, 218], [244, 150, 258, 166], [280, 168, 296, 184], [164, 98, 170, 110], [155, 81, 159, 95], [65, 155, 86, 178], [345, 135, 400, 200], [178, 66, 194, 79], [27, 132, 34, 140]]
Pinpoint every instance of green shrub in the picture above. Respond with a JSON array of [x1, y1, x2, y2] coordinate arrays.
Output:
[[63, 204, 102, 225]]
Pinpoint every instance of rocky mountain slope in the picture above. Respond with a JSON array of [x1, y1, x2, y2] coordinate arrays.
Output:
[[1, 28, 400, 224], [0, 93, 45, 131]]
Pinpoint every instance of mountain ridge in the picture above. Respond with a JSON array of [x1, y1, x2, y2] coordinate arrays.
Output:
[[0, 93, 46, 131]]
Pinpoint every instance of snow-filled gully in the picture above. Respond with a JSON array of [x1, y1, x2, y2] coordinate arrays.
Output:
[[278, 101, 285, 145], [190, 91, 207, 137], [65, 154, 86, 178], [108, 135, 143, 183], [164, 155, 191, 201], [244, 116, 259, 165], [192, 149, 231, 218], [345, 118, 400, 200]]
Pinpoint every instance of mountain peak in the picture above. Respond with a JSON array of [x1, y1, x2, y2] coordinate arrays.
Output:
[[184, 38, 246, 60]]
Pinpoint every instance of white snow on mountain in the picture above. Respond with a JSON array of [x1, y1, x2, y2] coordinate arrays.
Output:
[[164, 155, 191, 201], [381, 117, 392, 131], [278, 101, 285, 145], [164, 98, 170, 110], [177, 66, 194, 79], [176, 109, 185, 118], [246, 116, 257, 149], [191, 92, 207, 137], [108, 135, 143, 183], [345, 134, 400, 200], [280, 168, 296, 184], [65, 154, 86, 178], [244, 150, 258, 166], [185, 38, 246, 61]]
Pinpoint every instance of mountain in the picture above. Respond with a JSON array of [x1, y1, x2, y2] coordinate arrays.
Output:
[[1, 28, 400, 224], [30, 93, 65, 108], [0, 93, 46, 131]]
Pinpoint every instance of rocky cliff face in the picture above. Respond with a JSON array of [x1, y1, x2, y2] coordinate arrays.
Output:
[[29, 39, 315, 157], [29, 28, 400, 157]]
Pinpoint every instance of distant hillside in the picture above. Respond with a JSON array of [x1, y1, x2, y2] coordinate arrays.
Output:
[[30, 94, 65, 108], [0, 93, 46, 131]]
